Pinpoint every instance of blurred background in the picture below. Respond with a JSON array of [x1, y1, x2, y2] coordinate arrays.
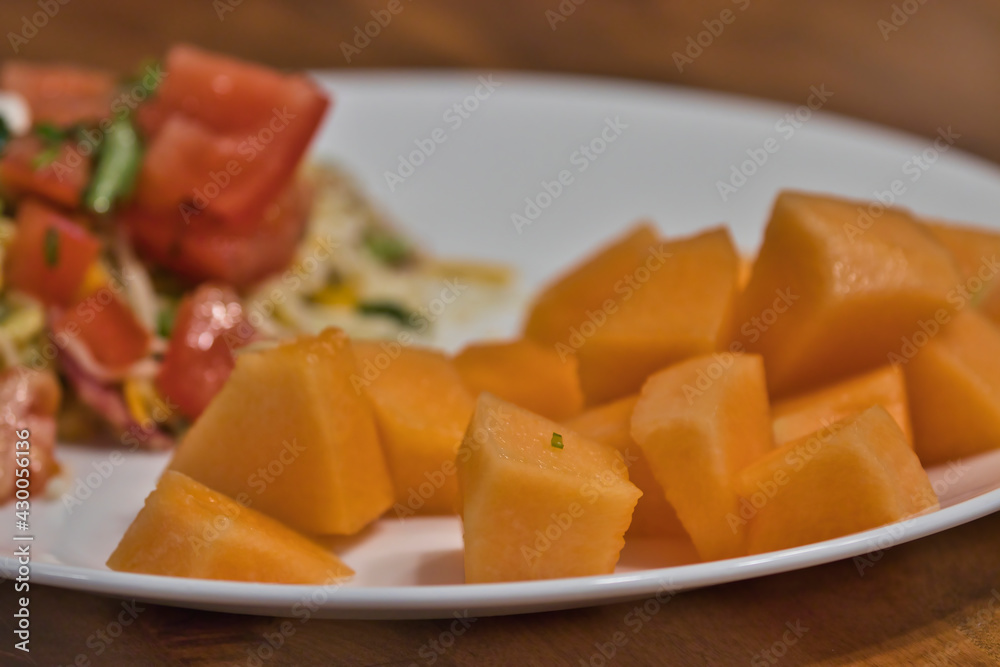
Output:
[[1, 0, 998, 163]]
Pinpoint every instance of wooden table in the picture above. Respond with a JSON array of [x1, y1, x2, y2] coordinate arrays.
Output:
[[2, 1, 999, 664]]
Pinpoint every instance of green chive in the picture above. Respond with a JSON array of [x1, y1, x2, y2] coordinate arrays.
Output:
[[83, 117, 142, 215], [356, 300, 415, 327], [0, 117, 10, 155], [33, 123, 66, 144], [363, 228, 412, 266], [551, 432, 564, 449], [43, 227, 59, 267], [157, 303, 177, 338], [31, 144, 61, 170]]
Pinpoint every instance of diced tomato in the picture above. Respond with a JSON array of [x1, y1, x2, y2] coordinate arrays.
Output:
[[1, 61, 117, 126], [123, 178, 311, 288], [5, 199, 101, 306], [0, 134, 92, 208], [156, 283, 253, 420], [133, 44, 329, 230], [53, 293, 151, 370]]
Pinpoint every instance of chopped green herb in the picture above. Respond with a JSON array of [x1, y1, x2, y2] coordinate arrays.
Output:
[[356, 300, 415, 327], [31, 143, 61, 170], [43, 226, 59, 267], [0, 117, 10, 155], [550, 432, 564, 449], [363, 228, 412, 266], [33, 123, 66, 144], [83, 118, 142, 215], [157, 303, 178, 338]]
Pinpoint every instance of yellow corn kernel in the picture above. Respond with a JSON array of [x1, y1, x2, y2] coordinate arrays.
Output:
[[78, 262, 111, 298], [310, 283, 357, 307], [123, 378, 153, 428]]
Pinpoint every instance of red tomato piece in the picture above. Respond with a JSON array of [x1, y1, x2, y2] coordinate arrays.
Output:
[[5, 199, 101, 306], [1, 61, 117, 126], [156, 283, 253, 420], [0, 134, 92, 209], [133, 44, 329, 230], [54, 293, 151, 370], [123, 179, 311, 288]]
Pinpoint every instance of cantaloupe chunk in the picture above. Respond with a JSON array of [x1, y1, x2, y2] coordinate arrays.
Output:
[[107, 471, 354, 583], [457, 393, 641, 583], [630, 353, 773, 561], [735, 191, 960, 397], [526, 224, 739, 405], [353, 341, 474, 515], [903, 309, 1000, 465], [771, 365, 912, 446], [566, 395, 687, 538], [169, 328, 393, 535], [454, 338, 584, 421], [736, 406, 938, 555], [923, 219, 1000, 323]]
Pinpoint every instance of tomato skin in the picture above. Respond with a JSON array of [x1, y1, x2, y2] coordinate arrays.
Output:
[[133, 44, 330, 230], [0, 135, 92, 209], [54, 293, 151, 369], [123, 178, 310, 288], [6, 199, 101, 306], [156, 283, 253, 420], [1, 61, 117, 126]]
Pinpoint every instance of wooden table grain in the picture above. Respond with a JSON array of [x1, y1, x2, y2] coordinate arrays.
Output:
[[1, 1, 999, 664]]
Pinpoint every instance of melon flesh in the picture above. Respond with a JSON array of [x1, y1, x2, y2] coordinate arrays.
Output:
[[353, 341, 475, 515], [454, 338, 584, 421], [904, 309, 1000, 465], [734, 191, 960, 397], [457, 393, 641, 583], [631, 353, 773, 561], [771, 365, 912, 446], [107, 471, 354, 583], [736, 406, 938, 555], [566, 395, 687, 539], [525, 224, 740, 405], [169, 328, 394, 535]]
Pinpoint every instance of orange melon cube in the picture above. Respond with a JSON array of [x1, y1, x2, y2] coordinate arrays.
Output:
[[630, 353, 773, 561], [454, 338, 584, 421], [457, 393, 641, 583], [353, 341, 475, 515], [771, 365, 912, 446], [107, 471, 354, 583], [169, 328, 394, 535], [566, 395, 687, 538], [923, 219, 1000, 323], [526, 224, 740, 405], [735, 191, 960, 397], [736, 406, 938, 555], [903, 309, 1000, 465]]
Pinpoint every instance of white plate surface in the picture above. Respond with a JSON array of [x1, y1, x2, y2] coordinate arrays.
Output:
[[4, 72, 1000, 619]]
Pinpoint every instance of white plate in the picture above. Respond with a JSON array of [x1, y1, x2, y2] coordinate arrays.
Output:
[[5, 72, 1000, 620]]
